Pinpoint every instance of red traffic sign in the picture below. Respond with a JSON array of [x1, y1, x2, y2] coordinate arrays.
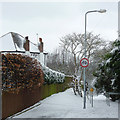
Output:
[[80, 58, 89, 68]]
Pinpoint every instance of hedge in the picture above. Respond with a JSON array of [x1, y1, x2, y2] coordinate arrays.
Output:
[[2, 53, 44, 93]]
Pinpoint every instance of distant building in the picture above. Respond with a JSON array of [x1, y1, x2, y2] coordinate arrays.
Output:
[[0, 32, 48, 65]]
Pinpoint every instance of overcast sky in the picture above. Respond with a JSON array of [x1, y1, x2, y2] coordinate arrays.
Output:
[[0, 1, 118, 53]]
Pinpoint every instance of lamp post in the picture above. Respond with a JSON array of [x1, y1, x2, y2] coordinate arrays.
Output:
[[83, 9, 106, 109]]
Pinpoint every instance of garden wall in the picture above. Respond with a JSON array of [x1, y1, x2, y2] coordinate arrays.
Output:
[[2, 76, 72, 119]]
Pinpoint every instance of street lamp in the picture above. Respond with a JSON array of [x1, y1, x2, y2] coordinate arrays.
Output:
[[83, 9, 106, 109]]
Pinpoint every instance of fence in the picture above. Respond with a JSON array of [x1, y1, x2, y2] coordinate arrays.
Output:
[[2, 76, 72, 119]]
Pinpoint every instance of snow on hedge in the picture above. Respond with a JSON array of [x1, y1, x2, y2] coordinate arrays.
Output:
[[14, 51, 65, 84], [41, 64, 65, 84], [2, 51, 65, 85], [25, 53, 65, 84]]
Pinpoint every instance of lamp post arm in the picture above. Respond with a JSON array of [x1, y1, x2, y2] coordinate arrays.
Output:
[[85, 10, 99, 15], [85, 10, 99, 58]]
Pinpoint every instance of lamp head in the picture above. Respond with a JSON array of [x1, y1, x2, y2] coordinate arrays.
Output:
[[98, 9, 107, 13]]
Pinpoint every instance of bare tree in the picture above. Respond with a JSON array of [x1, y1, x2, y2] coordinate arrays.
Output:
[[47, 32, 110, 84], [59, 32, 106, 77]]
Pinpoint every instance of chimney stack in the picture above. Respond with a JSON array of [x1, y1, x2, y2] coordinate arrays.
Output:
[[24, 36, 29, 51], [38, 38, 43, 52]]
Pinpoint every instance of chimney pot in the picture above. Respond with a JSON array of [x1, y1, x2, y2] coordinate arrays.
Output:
[[39, 38, 42, 43], [38, 38, 43, 52], [24, 36, 29, 51], [25, 36, 29, 40]]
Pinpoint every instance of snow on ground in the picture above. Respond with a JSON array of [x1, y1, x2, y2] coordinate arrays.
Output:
[[14, 88, 118, 118]]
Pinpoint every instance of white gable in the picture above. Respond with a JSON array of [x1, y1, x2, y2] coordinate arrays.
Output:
[[0, 32, 26, 52], [0, 33, 16, 51]]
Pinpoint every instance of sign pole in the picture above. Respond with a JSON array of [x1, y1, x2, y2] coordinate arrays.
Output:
[[83, 67, 86, 109], [90, 92, 91, 104], [92, 92, 93, 107], [90, 88, 94, 107], [80, 58, 89, 109]]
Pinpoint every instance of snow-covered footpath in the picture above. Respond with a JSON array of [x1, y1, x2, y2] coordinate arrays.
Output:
[[13, 88, 118, 118]]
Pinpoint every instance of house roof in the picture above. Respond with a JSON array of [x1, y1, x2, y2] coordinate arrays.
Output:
[[0, 32, 40, 53]]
